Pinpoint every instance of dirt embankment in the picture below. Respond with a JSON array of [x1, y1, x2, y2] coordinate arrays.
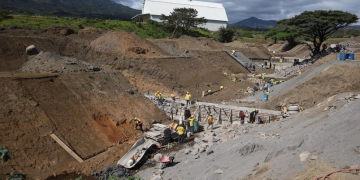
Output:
[[261, 64, 360, 110], [0, 71, 169, 179], [3, 28, 358, 180]]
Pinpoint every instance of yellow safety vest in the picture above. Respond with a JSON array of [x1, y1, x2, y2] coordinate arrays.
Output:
[[185, 94, 191, 100], [207, 116, 213, 124], [189, 117, 195, 126], [177, 126, 184, 135]]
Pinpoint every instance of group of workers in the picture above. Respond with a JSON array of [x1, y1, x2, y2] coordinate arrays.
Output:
[[207, 85, 224, 96], [176, 114, 196, 143], [155, 90, 192, 107]]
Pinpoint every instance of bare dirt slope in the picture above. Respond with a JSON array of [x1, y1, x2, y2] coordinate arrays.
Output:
[[1, 27, 360, 180], [0, 70, 169, 179], [257, 54, 360, 110]]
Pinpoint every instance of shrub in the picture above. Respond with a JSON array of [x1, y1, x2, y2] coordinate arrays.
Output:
[[216, 26, 235, 43]]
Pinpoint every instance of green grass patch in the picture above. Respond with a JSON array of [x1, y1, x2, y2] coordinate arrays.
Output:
[[0, 15, 215, 39]]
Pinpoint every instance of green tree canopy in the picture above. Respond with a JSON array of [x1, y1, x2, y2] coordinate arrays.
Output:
[[282, 10, 358, 56], [217, 26, 235, 43], [161, 8, 207, 38], [0, 10, 11, 22], [265, 19, 301, 50]]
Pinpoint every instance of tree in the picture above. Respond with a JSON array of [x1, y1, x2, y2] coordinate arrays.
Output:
[[217, 26, 235, 43], [0, 10, 11, 22], [161, 8, 207, 38], [283, 10, 358, 56], [265, 19, 300, 49], [264, 27, 278, 43]]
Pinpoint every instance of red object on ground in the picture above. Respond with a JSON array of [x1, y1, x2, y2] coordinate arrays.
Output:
[[159, 156, 170, 163]]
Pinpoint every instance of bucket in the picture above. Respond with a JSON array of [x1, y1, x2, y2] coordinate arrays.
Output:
[[179, 117, 183, 126], [187, 132, 191, 137], [348, 53, 355, 60], [340, 53, 346, 60], [336, 53, 340, 60], [262, 94, 268, 102], [194, 120, 199, 132]]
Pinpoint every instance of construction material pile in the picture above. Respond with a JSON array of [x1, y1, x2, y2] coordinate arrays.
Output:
[[92, 165, 130, 180], [274, 64, 308, 77], [145, 124, 176, 145]]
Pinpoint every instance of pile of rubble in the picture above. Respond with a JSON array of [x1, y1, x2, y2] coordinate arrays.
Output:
[[274, 64, 308, 77], [20, 51, 101, 73], [145, 124, 177, 145], [92, 166, 130, 180]]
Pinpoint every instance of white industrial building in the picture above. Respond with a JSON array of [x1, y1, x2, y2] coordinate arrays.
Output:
[[132, 0, 228, 31]]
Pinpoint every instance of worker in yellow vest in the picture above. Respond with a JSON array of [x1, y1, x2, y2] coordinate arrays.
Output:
[[185, 92, 191, 106], [207, 89, 212, 95], [176, 124, 185, 143], [170, 94, 176, 102], [220, 86, 224, 90], [233, 77, 237, 83], [188, 115, 195, 134], [299, 70, 302, 75], [134, 117, 143, 131], [207, 115, 213, 131], [155, 91, 163, 105]]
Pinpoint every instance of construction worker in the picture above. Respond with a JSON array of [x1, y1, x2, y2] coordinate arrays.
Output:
[[232, 50, 235, 55], [270, 79, 274, 85], [207, 115, 213, 130], [176, 124, 185, 143], [207, 89, 212, 95], [170, 94, 176, 102], [155, 91, 163, 105], [185, 92, 191, 106], [299, 70, 302, 75], [252, 73, 255, 78], [239, 111, 245, 125], [249, 109, 259, 124], [134, 117, 143, 131], [220, 86, 224, 90], [233, 77, 237, 83], [188, 115, 195, 135], [267, 83, 272, 92]]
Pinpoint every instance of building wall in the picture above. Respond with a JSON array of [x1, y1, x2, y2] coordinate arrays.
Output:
[[150, 15, 226, 31]]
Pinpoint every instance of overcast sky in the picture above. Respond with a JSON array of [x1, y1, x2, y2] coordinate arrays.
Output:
[[112, 0, 360, 24]]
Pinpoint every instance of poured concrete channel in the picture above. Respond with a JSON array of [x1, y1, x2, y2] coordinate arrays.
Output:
[[117, 137, 159, 169], [226, 51, 258, 72]]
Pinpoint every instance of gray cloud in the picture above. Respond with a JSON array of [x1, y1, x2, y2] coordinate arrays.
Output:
[[112, 0, 360, 24]]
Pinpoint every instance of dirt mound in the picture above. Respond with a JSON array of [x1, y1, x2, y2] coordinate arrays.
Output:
[[174, 36, 224, 51], [46, 27, 76, 36], [116, 51, 250, 103], [78, 27, 103, 35], [261, 64, 360, 110], [0, 71, 170, 179], [224, 40, 249, 48], [148, 39, 198, 57], [90, 31, 169, 58], [20, 52, 102, 73]]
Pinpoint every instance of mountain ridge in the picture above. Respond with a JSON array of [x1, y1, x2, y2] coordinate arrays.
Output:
[[0, 0, 140, 20], [230, 17, 277, 29]]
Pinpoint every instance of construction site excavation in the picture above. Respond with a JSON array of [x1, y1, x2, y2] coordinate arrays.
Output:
[[1, 28, 360, 180]]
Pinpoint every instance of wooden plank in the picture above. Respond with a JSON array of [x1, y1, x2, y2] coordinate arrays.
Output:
[[50, 134, 84, 163]]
